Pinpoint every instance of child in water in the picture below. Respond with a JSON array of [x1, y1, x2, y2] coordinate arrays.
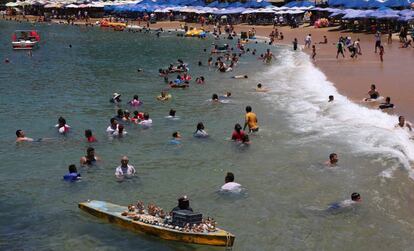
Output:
[[170, 131, 182, 144], [63, 164, 81, 182]]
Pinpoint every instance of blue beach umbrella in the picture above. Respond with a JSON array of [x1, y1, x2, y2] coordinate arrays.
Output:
[[384, 0, 411, 8]]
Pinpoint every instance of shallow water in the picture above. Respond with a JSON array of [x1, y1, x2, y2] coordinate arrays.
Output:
[[1, 21, 414, 251]]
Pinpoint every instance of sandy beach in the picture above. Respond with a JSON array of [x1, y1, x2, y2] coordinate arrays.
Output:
[[3, 16, 414, 120]]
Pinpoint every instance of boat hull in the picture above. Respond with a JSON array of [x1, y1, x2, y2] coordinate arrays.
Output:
[[79, 200, 235, 247]]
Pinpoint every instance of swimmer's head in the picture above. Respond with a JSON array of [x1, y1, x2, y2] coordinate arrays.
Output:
[[399, 116, 405, 124], [121, 155, 129, 165], [143, 112, 150, 120], [58, 117, 66, 127], [351, 192, 361, 202], [198, 61, 202, 66], [172, 131, 181, 138], [257, 83, 262, 88], [196, 122, 205, 130], [371, 84, 376, 90], [245, 106, 252, 113], [329, 153, 338, 164], [85, 129, 92, 138], [87, 147, 95, 156], [386, 96, 391, 103], [212, 94, 219, 101], [244, 75, 248, 79], [133, 95, 139, 100], [329, 95, 334, 102], [117, 109, 123, 117], [110, 118, 117, 125], [234, 123, 242, 132], [169, 109, 176, 117], [69, 164, 77, 173], [226, 92, 231, 97], [225, 172, 235, 183], [16, 129, 24, 137]]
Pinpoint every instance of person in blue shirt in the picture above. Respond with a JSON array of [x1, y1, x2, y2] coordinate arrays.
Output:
[[63, 164, 81, 182], [170, 131, 182, 145]]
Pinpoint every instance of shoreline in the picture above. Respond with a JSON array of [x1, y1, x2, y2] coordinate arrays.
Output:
[[3, 16, 413, 120]]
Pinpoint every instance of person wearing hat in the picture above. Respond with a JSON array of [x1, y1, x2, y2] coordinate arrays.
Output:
[[110, 93, 122, 104], [171, 196, 193, 212], [115, 156, 136, 180]]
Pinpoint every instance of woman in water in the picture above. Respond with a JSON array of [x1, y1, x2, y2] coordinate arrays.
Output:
[[128, 95, 142, 107], [231, 123, 245, 141], [364, 84, 380, 102], [56, 117, 70, 134], [85, 129, 97, 143], [194, 122, 209, 138]]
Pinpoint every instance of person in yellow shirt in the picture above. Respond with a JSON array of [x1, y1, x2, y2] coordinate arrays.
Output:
[[243, 106, 259, 132]]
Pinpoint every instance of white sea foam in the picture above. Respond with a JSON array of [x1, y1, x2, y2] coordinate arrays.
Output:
[[261, 48, 414, 179]]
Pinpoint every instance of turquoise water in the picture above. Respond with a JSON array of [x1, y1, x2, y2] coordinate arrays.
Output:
[[2, 21, 414, 250]]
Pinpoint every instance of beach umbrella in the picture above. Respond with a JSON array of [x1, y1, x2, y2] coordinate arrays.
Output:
[[368, 6, 399, 18]]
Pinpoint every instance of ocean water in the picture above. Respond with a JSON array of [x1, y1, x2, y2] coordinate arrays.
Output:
[[1, 20, 414, 251]]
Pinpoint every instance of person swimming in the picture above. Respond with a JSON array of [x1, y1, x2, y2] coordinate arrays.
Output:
[[170, 131, 182, 144], [211, 93, 219, 103], [196, 76, 205, 84], [80, 147, 100, 166], [157, 91, 171, 101], [85, 129, 97, 143], [255, 83, 269, 92], [194, 122, 209, 138], [328, 192, 361, 210], [364, 84, 380, 101], [128, 95, 142, 107], [110, 92, 122, 104], [220, 92, 232, 99], [395, 116, 412, 131], [63, 164, 81, 182], [325, 153, 338, 167], [56, 117, 70, 134], [231, 123, 245, 141], [220, 172, 242, 193], [138, 112, 153, 128], [328, 95, 334, 102], [232, 75, 248, 79], [379, 97, 394, 110], [15, 129, 34, 142]]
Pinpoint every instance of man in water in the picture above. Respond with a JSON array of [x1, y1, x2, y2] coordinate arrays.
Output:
[[220, 172, 242, 193], [395, 116, 412, 131], [15, 130, 34, 142], [80, 147, 100, 166], [171, 196, 193, 212], [106, 118, 118, 135], [374, 31, 381, 53], [115, 156, 136, 180], [379, 97, 394, 110], [263, 49, 275, 64], [326, 153, 338, 167], [328, 192, 362, 210], [328, 95, 334, 102], [243, 106, 259, 133], [256, 83, 269, 92]]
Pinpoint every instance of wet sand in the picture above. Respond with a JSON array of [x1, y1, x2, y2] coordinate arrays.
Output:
[[4, 16, 413, 120]]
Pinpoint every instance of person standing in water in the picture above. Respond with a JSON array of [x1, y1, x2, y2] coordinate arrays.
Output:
[[263, 49, 275, 64], [379, 45, 384, 62], [80, 147, 100, 166], [374, 31, 381, 53], [293, 38, 298, 51], [115, 156, 136, 180], [311, 45, 316, 61], [243, 106, 259, 133], [220, 172, 242, 193]]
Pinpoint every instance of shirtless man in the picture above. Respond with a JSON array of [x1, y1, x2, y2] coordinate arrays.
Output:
[[15, 130, 34, 142], [395, 116, 412, 131]]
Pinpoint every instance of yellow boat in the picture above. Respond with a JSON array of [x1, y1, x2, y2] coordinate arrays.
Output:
[[79, 200, 235, 247]]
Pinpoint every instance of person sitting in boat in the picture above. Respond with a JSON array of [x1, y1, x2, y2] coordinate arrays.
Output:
[[364, 84, 380, 102], [379, 97, 394, 110], [115, 156, 136, 180], [110, 93, 122, 104], [171, 196, 193, 213], [128, 95, 142, 107], [63, 164, 81, 182], [80, 147, 100, 167], [56, 116, 70, 134], [220, 172, 242, 193]]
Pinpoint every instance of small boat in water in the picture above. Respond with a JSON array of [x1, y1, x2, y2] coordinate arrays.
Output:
[[12, 30, 40, 50], [79, 200, 235, 247]]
